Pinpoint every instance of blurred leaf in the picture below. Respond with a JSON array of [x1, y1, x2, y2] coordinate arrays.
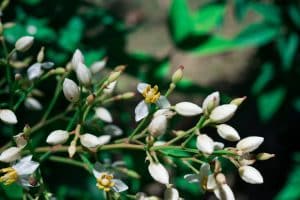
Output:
[[249, 3, 281, 25], [85, 49, 106, 67], [0, 183, 23, 199], [153, 60, 170, 80], [257, 86, 286, 122], [251, 62, 274, 95], [58, 17, 84, 52], [175, 177, 201, 196], [288, 4, 300, 29], [169, 0, 193, 43], [233, 0, 250, 21], [292, 98, 300, 112], [22, 0, 41, 5]]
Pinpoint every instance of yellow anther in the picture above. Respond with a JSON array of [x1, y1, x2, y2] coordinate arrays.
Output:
[[0, 167, 18, 185], [96, 173, 115, 192], [200, 176, 208, 190], [142, 85, 160, 104]]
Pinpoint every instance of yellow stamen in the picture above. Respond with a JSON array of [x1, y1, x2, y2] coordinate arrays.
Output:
[[96, 173, 115, 192], [201, 176, 208, 190], [0, 167, 18, 185], [142, 85, 160, 104]]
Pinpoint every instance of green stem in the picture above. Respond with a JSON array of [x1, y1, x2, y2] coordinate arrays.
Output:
[[48, 156, 89, 171]]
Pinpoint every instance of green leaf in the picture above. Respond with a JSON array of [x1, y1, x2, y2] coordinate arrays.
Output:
[[257, 86, 286, 122], [169, 0, 193, 43], [159, 148, 192, 158], [288, 5, 300, 29], [0, 183, 23, 199], [249, 3, 281, 25], [153, 60, 170, 79], [251, 62, 274, 95], [175, 177, 202, 195], [84, 49, 106, 67]]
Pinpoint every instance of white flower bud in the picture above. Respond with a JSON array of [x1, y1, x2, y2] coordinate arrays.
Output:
[[216, 124, 240, 142], [148, 115, 167, 137], [103, 81, 117, 94], [37, 46, 45, 63], [209, 104, 237, 123], [148, 163, 169, 184], [196, 134, 214, 154], [0, 109, 18, 124], [94, 107, 113, 123], [90, 58, 107, 74], [202, 91, 220, 114], [239, 166, 263, 184], [164, 187, 179, 200], [24, 97, 42, 111], [214, 142, 224, 150], [63, 78, 80, 102], [80, 133, 99, 148], [236, 136, 264, 153], [46, 130, 69, 145], [27, 63, 43, 80], [214, 184, 235, 200], [172, 65, 184, 84], [98, 135, 111, 146], [71, 49, 84, 70], [76, 62, 92, 86], [15, 36, 34, 52], [174, 102, 203, 116], [0, 147, 21, 163]]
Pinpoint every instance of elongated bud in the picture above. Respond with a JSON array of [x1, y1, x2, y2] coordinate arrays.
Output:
[[15, 36, 34, 52], [23, 124, 31, 135], [0, 147, 21, 163], [164, 187, 179, 200], [76, 62, 91, 86], [239, 166, 263, 184], [172, 65, 184, 84], [24, 97, 42, 111], [0, 0, 9, 11], [0, 109, 17, 124], [121, 92, 135, 99], [202, 91, 220, 115], [236, 136, 264, 153], [148, 162, 169, 184], [209, 104, 237, 123], [174, 102, 203, 116], [196, 134, 214, 154], [15, 73, 22, 81], [104, 81, 117, 94], [46, 130, 69, 145], [95, 107, 113, 123], [68, 140, 76, 158], [37, 46, 45, 62], [0, 21, 3, 35], [107, 65, 125, 83], [230, 96, 247, 106], [63, 78, 80, 102], [86, 94, 95, 105], [256, 153, 275, 160], [71, 49, 84, 70], [148, 115, 167, 137], [49, 67, 65, 75], [80, 133, 99, 148], [90, 57, 107, 74], [216, 124, 240, 142]]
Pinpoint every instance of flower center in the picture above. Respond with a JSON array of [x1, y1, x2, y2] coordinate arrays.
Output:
[[96, 173, 115, 192], [0, 167, 18, 185], [142, 85, 160, 104]]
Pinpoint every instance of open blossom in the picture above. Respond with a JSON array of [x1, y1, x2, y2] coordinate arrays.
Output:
[[148, 162, 169, 184], [135, 83, 170, 121], [0, 109, 18, 124], [0, 155, 39, 187]]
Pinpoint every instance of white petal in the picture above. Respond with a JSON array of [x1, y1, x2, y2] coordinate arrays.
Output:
[[27, 63, 43, 80], [148, 163, 169, 184], [236, 136, 264, 153], [196, 134, 214, 154], [76, 62, 91, 86], [202, 91, 220, 113], [0, 109, 18, 124], [154, 109, 174, 119], [63, 78, 80, 102], [95, 107, 113, 123], [46, 130, 69, 145], [135, 100, 149, 121], [210, 104, 237, 123], [15, 36, 34, 52], [71, 49, 84, 70], [103, 81, 117, 94], [90, 59, 106, 74], [164, 187, 179, 200], [137, 83, 149, 93], [174, 102, 203, 116], [92, 169, 103, 179], [239, 166, 263, 184], [207, 174, 217, 190], [199, 163, 211, 181], [0, 147, 21, 163], [13, 156, 39, 175], [98, 135, 111, 145], [80, 133, 99, 148], [217, 124, 240, 142], [184, 174, 201, 183], [148, 115, 167, 137], [156, 96, 171, 109], [214, 184, 235, 200], [112, 179, 128, 192], [41, 62, 54, 69], [104, 125, 123, 136], [24, 97, 43, 111]]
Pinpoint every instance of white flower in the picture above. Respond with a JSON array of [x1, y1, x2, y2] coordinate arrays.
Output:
[[93, 165, 128, 192], [63, 78, 80, 102], [202, 91, 220, 114], [95, 107, 113, 123], [135, 83, 170, 121], [71, 49, 84, 70], [236, 136, 264, 153], [90, 58, 107, 74], [196, 134, 214, 154], [75, 62, 92, 86], [209, 104, 237, 123], [148, 162, 169, 184], [80, 133, 111, 148], [216, 124, 240, 142], [0, 155, 39, 187], [0, 109, 18, 124], [174, 102, 203, 116], [0, 147, 21, 163], [184, 163, 210, 185], [238, 165, 263, 184], [148, 115, 167, 137], [27, 63, 43, 80], [46, 130, 69, 145], [24, 97, 43, 111], [15, 36, 34, 52], [164, 187, 180, 200]]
